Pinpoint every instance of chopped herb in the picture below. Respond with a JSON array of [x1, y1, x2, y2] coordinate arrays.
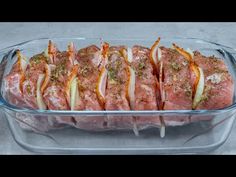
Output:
[[51, 60, 67, 82], [171, 62, 181, 71], [199, 86, 211, 103], [200, 94, 209, 103], [26, 84, 31, 94], [136, 70, 143, 77], [79, 63, 93, 77], [109, 79, 117, 84], [115, 60, 122, 68], [185, 90, 192, 97], [108, 68, 117, 81], [31, 53, 48, 65], [138, 62, 145, 70]]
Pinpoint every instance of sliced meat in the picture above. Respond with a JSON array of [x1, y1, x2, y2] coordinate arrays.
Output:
[[76, 45, 103, 111], [191, 52, 234, 122], [104, 46, 134, 129], [160, 46, 193, 125], [193, 52, 234, 110], [42, 43, 80, 126], [4, 51, 28, 107], [130, 46, 161, 129], [22, 53, 48, 109], [43, 84, 69, 110], [4, 72, 26, 107], [73, 45, 106, 130]]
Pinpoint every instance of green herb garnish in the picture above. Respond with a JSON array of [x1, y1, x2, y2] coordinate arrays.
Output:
[[138, 62, 145, 70], [26, 84, 31, 94], [171, 62, 181, 71], [108, 68, 117, 81]]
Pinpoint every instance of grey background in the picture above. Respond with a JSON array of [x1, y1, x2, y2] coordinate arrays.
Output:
[[0, 22, 236, 154]]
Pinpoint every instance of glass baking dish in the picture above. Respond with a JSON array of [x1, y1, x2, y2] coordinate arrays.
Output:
[[0, 37, 236, 154]]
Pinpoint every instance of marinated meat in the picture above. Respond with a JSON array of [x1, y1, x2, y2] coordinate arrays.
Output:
[[4, 39, 234, 134], [130, 46, 161, 129], [159, 46, 192, 125]]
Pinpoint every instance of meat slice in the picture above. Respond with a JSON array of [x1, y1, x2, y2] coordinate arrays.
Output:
[[104, 46, 134, 129], [193, 52, 234, 109], [191, 52, 234, 122], [22, 53, 48, 109], [76, 45, 103, 111], [42, 42, 82, 126], [4, 51, 27, 107], [160, 46, 193, 125], [73, 45, 106, 130], [130, 45, 161, 129]]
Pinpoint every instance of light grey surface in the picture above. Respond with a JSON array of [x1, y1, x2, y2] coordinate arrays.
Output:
[[0, 22, 236, 154]]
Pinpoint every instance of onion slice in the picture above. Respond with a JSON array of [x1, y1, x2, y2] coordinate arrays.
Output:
[[40, 64, 51, 94], [121, 48, 138, 135], [121, 48, 136, 109], [70, 77, 80, 110], [96, 67, 108, 107], [16, 50, 27, 93], [172, 43, 192, 62], [186, 48, 194, 58], [150, 37, 161, 71], [127, 47, 133, 63], [16, 50, 28, 72], [192, 67, 204, 109], [159, 61, 165, 108], [159, 61, 165, 137], [127, 66, 136, 110], [160, 116, 166, 138], [47, 40, 57, 64], [96, 42, 110, 107], [67, 42, 75, 65], [97, 42, 109, 69], [172, 43, 205, 109], [65, 64, 79, 108], [36, 74, 47, 110]]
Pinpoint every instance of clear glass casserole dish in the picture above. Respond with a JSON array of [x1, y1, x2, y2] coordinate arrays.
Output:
[[0, 37, 236, 154]]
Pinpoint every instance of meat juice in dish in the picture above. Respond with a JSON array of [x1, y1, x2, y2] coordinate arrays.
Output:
[[3, 38, 234, 135]]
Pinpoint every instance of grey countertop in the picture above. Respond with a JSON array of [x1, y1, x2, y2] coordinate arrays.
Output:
[[0, 22, 236, 154]]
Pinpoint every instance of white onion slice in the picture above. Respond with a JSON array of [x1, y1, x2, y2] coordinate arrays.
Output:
[[44, 47, 49, 58], [126, 47, 135, 110], [160, 124, 165, 138], [128, 66, 136, 110], [193, 67, 205, 109], [151, 46, 159, 67], [74, 60, 79, 65], [36, 74, 47, 110], [157, 47, 162, 61], [98, 68, 107, 100], [186, 48, 194, 58], [17, 52, 28, 72], [70, 77, 80, 110], [159, 61, 165, 103], [159, 116, 165, 138], [127, 48, 133, 63]]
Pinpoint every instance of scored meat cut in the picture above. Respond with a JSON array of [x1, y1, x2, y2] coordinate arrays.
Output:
[[4, 38, 234, 135]]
